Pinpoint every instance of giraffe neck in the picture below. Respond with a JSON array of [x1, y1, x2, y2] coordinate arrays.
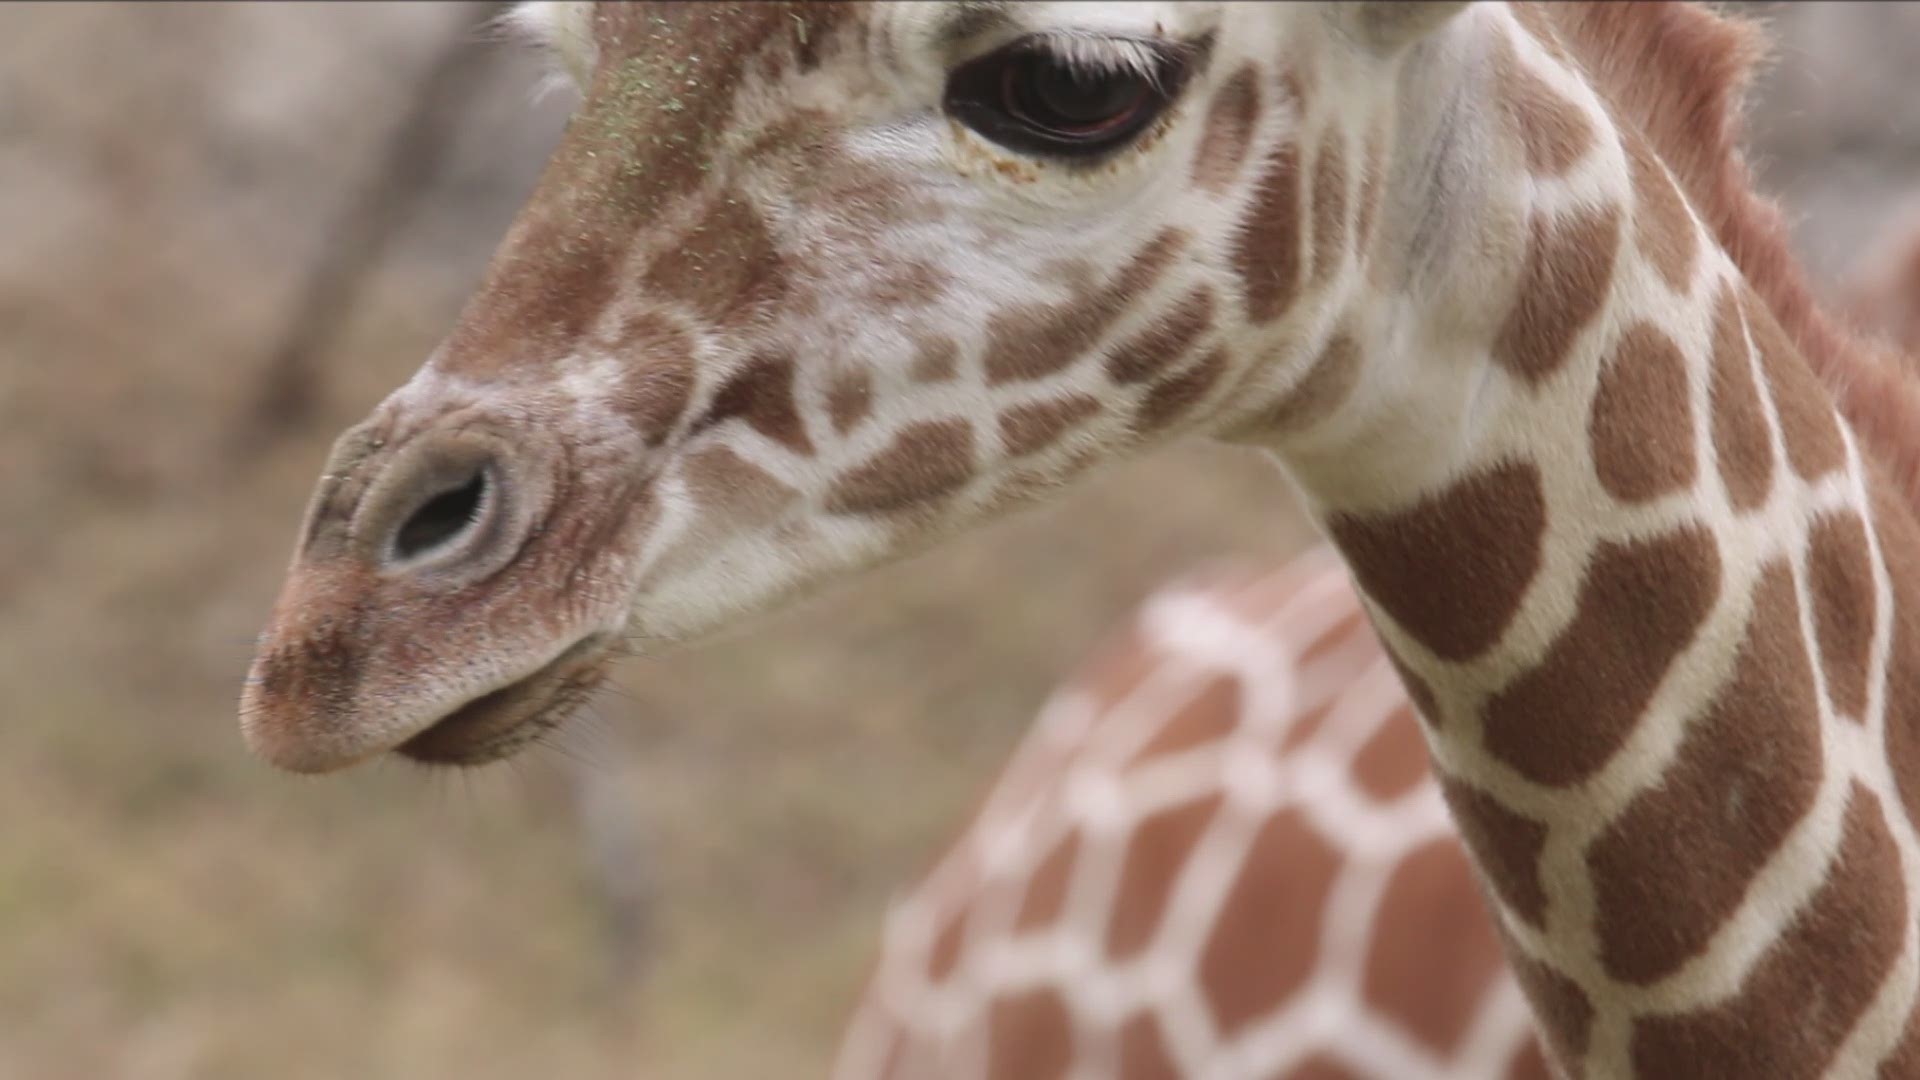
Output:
[[1249, 6, 1920, 1076]]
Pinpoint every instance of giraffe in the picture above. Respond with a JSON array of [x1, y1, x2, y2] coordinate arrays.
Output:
[[834, 548, 1546, 1080], [833, 227, 1920, 1080], [237, 2, 1920, 1074]]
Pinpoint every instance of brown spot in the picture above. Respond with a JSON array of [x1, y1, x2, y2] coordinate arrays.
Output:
[[1807, 512, 1877, 722], [1506, 949, 1594, 1072], [1590, 561, 1822, 983], [826, 369, 872, 436], [1352, 705, 1430, 801], [1364, 838, 1507, 1056], [641, 191, 788, 324], [985, 230, 1187, 383], [1259, 333, 1361, 434], [1281, 1057, 1363, 1080], [1630, 784, 1906, 1078], [1192, 65, 1261, 194], [1709, 282, 1774, 510], [1235, 142, 1303, 324], [1440, 776, 1550, 927], [683, 444, 796, 516], [1330, 461, 1546, 662], [1105, 288, 1215, 385], [1000, 395, 1101, 458], [1014, 830, 1082, 933], [987, 987, 1074, 1080], [1748, 290, 1848, 482], [911, 336, 960, 383], [1308, 127, 1349, 289], [826, 419, 976, 516], [1199, 807, 1342, 1036], [1118, 1012, 1179, 1080], [1491, 205, 1621, 384], [1872, 469, 1920, 843], [1128, 676, 1240, 766], [1589, 322, 1696, 502], [927, 907, 968, 982], [1485, 526, 1721, 785], [1506, 1039, 1554, 1080], [1494, 32, 1594, 177], [1106, 794, 1223, 960], [1280, 702, 1338, 753], [695, 350, 813, 454], [1139, 347, 1229, 433], [1627, 135, 1697, 292]]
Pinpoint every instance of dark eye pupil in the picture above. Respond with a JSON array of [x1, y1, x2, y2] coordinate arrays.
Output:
[[1019, 61, 1143, 128]]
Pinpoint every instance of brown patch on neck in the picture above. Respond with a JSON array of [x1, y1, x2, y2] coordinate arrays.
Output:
[[826, 419, 976, 515], [1807, 510, 1877, 723], [1330, 461, 1547, 663], [1440, 776, 1549, 928], [1588, 322, 1696, 502], [1191, 63, 1261, 194], [1746, 288, 1848, 482], [984, 230, 1188, 384], [1625, 135, 1697, 294], [1629, 783, 1905, 1077], [1709, 281, 1775, 510], [1491, 205, 1621, 385], [1482, 526, 1721, 786], [1503, 946, 1593, 1076], [999, 395, 1101, 458], [1492, 30, 1594, 178], [1587, 559, 1822, 984], [1529, 1, 1920, 515]]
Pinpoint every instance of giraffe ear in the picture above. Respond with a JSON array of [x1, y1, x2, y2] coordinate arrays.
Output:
[[1348, 1, 1475, 54]]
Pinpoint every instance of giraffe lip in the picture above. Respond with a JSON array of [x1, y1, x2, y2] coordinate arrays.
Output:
[[396, 636, 612, 767]]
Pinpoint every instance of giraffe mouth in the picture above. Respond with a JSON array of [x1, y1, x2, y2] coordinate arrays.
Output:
[[397, 635, 613, 767]]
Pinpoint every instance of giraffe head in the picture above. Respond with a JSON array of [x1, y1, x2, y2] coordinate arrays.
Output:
[[240, 0, 1475, 772]]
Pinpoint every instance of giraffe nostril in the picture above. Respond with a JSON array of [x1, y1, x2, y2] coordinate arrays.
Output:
[[391, 467, 490, 563]]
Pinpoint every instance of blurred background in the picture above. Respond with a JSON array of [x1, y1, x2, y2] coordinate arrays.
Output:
[[1, 3, 1917, 1078]]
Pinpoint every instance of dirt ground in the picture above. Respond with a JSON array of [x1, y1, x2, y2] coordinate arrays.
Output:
[[1, 4, 1916, 1078]]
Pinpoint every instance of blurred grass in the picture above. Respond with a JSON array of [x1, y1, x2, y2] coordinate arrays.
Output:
[[3, 2, 1918, 1077]]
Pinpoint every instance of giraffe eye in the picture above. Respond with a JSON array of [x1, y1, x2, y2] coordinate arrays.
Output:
[[944, 37, 1189, 160]]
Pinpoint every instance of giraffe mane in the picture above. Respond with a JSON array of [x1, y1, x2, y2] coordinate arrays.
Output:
[[1524, 0, 1920, 512]]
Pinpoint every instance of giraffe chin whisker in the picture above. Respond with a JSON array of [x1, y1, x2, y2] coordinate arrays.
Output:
[[396, 635, 613, 768]]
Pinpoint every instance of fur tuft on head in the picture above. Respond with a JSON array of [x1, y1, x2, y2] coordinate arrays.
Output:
[[500, 0, 599, 93]]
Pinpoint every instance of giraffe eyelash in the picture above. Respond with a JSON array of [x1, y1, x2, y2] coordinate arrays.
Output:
[[1019, 31, 1189, 94]]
